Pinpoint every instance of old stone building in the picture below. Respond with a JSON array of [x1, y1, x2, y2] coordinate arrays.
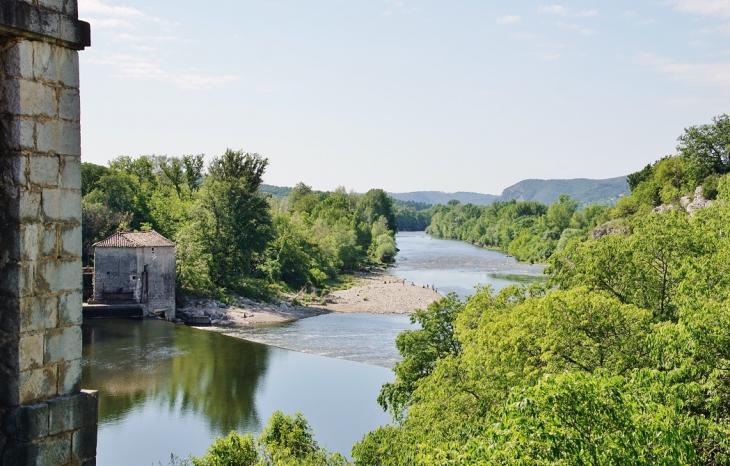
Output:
[[91, 231, 176, 320]]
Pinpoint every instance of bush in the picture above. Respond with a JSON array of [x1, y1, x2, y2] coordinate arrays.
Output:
[[191, 431, 257, 466]]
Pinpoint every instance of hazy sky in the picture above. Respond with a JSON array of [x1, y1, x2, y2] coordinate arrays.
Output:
[[78, 0, 730, 194]]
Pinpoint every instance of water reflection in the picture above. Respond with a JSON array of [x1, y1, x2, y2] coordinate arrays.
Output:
[[82, 318, 392, 464]]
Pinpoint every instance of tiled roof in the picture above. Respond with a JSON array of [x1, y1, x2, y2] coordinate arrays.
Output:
[[93, 230, 175, 248]]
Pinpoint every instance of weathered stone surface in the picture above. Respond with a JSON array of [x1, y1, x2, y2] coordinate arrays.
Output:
[[60, 225, 81, 256], [3, 401, 49, 441], [18, 332, 44, 371], [59, 88, 79, 121], [44, 325, 81, 364], [60, 154, 81, 190], [72, 424, 97, 461], [42, 187, 81, 221], [19, 295, 58, 332], [29, 155, 60, 187], [47, 390, 97, 434], [0, 4, 95, 463], [21, 222, 40, 261], [58, 358, 81, 394], [57, 292, 82, 326], [19, 365, 57, 404]]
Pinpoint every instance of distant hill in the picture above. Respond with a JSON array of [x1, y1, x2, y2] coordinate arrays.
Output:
[[390, 176, 630, 207], [260, 184, 293, 200], [498, 176, 629, 206], [389, 191, 500, 206], [262, 176, 630, 207]]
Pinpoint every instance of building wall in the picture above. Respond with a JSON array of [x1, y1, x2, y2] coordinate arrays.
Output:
[[140, 246, 175, 320], [92, 248, 139, 302], [92, 246, 175, 319]]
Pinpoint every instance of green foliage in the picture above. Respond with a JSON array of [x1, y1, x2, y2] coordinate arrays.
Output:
[[355, 200, 730, 465], [425, 196, 592, 263], [191, 431, 258, 466], [618, 115, 730, 217], [191, 412, 348, 466], [378, 293, 464, 420]]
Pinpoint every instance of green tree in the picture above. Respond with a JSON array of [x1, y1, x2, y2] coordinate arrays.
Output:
[[194, 149, 273, 289]]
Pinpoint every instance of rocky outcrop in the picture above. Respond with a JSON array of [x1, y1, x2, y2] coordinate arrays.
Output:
[[592, 223, 629, 239], [652, 186, 713, 215]]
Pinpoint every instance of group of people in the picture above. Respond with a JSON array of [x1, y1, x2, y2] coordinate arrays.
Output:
[[383, 278, 437, 293]]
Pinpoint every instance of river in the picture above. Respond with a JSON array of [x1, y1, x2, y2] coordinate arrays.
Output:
[[81, 232, 545, 464]]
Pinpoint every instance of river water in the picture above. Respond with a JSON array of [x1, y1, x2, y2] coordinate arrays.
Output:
[[81, 232, 545, 464]]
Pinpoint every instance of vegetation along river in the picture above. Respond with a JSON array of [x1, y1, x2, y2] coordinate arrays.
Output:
[[81, 231, 546, 464]]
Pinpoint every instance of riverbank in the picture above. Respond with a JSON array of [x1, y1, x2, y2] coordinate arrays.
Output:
[[177, 270, 441, 326]]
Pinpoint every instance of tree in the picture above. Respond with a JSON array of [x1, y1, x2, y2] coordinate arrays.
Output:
[[677, 114, 730, 187], [183, 154, 205, 193], [194, 149, 273, 289], [378, 293, 464, 421], [359, 189, 397, 233]]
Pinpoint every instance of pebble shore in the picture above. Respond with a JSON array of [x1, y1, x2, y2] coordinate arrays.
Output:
[[177, 270, 441, 326]]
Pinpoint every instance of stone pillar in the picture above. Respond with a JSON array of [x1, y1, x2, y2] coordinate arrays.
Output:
[[0, 1, 93, 464]]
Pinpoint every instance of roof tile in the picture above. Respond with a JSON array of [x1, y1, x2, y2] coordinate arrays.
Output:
[[93, 230, 175, 248]]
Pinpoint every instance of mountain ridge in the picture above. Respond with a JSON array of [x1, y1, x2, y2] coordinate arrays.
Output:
[[389, 176, 629, 207]]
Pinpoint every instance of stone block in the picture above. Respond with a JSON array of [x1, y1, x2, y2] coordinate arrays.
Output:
[[3, 41, 34, 79], [19, 364, 57, 404], [1, 79, 21, 114], [20, 295, 58, 332], [37, 120, 81, 156], [0, 365, 20, 407], [58, 48, 79, 88], [58, 358, 81, 395], [58, 292, 82, 326], [60, 225, 82, 256], [30, 155, 60, 187], [72, 424, 98, 462], [64, 0, 78, 18], [3, 400, 49, 441], [21, 222, 40, 262], [0, 263, 21, 297], [43, 226, 58, 256], [19, 190, 42, 221], [18, 261, 38, 298], [41, 188, 81, 222], [20, 80, 57, 117], [42, 258, 82, 293], [60, 155, 81, 190], [9, 152, 28, 185], [5, 117, 36, 151], [36, 434, 73, 466], [0, 295, 21, 334], [44, 325, 81, 364], [39, 9, 61, 40], [39, 0, 66, 13], [0, 330, 20, 372], [47, 390, 98, 435], [18, 332, 44, 371], [33, 41, 57, 82], [59, 88, 80, 121]]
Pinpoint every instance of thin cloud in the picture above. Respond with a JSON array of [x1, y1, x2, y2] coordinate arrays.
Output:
[[557, 22, 595, 35], [539, 5, 598, 17], [89, 18, 134, 29], [497, 15, 521, 25], [85, 54, 240, 90], [79, 0, 147, 18], [667, 0, 730, 19], [112, 33, 178, 42], [642, 53, 730, 92]]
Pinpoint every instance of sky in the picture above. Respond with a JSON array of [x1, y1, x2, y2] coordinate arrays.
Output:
[[77, 0, 730, 194]]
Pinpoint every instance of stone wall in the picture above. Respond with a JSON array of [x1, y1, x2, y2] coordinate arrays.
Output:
[[141, 246, 175, 320], [0, 1, 94, 464]]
